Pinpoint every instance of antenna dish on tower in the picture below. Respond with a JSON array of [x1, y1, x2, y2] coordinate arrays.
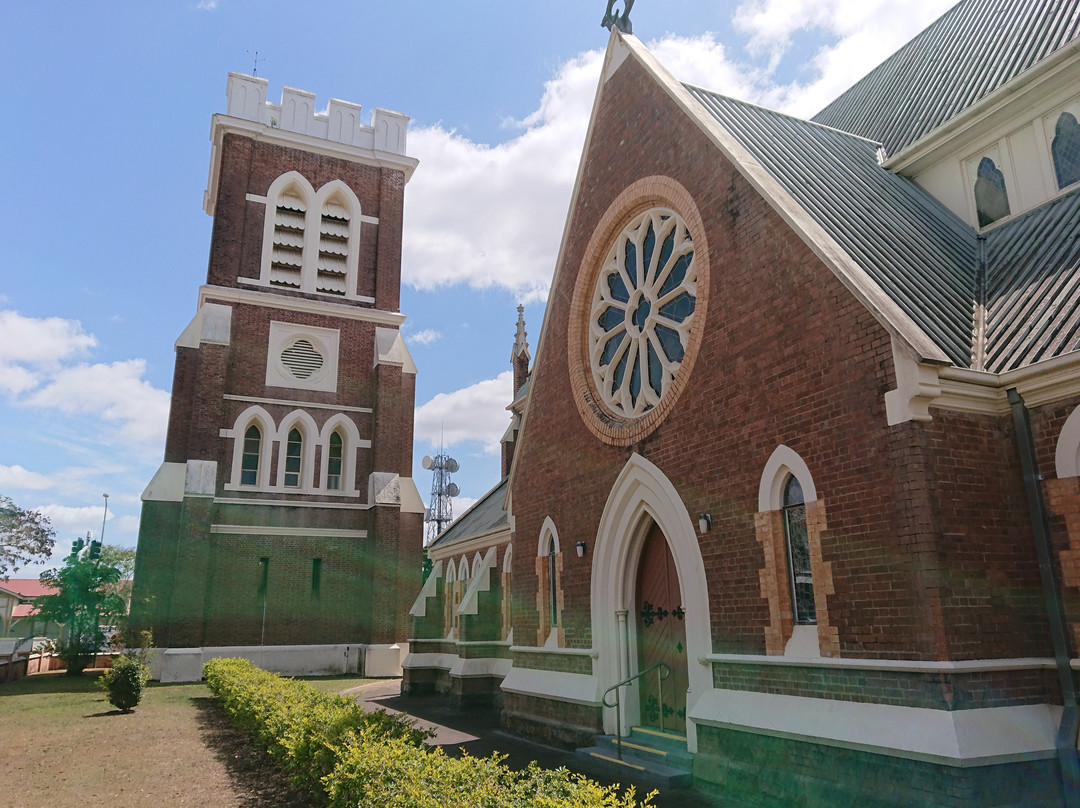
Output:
[[425, 449, 461, 543]]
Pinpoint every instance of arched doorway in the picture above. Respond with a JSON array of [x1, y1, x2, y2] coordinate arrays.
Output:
[[635, 520, 688, 733], [591, 453, 712, 752]]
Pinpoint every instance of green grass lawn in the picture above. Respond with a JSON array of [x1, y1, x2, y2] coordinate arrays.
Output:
[[0, 671, 376, 807]]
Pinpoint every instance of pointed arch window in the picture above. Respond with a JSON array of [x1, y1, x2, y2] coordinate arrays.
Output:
[[317, 197, 350, 295], [547, 539, 558, 629], [269, 191, 306, 289], [974, 157, 1011, 227], [1052, 112, 1080, 190], [241, 425, 261, 486], [284, 428, 303, 488], [783, 476, 816, 625], [326, 431, 344, 490]]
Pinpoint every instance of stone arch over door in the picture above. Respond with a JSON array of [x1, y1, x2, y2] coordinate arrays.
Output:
[[591, 453, 711, 752]]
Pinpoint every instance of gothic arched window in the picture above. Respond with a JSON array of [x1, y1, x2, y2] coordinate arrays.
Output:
[[783, 475, 816, 625], [326, 431, 343, 490], [284, 428, 303, 488], [547, 539, 559, 629], [975, 156, 1011, 227], [1052, 112, 1080, 190], [241, 425, 261, 486]]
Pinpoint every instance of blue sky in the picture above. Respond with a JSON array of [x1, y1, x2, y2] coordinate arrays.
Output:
[[0, 0, 957, 573]]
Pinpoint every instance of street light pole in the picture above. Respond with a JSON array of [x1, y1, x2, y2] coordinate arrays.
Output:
[[99, 493, 108, 545]]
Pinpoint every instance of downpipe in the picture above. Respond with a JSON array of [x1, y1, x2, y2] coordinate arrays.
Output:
[[1008, 388, 1080, 807]]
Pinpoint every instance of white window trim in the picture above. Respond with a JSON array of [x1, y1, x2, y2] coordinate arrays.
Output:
[[318, 414, 362, 495], [1056, 405, 1080, 479], [963, 141, 1018, 232], [758, 444, 819, 512], [266, 321, 340, 393], [257, 172, 364, 299], [226, 405, 275, 490], [276, 410, 319, 492]]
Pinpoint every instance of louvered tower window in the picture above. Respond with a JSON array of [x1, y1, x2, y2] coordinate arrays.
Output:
[[783, 476, 816, 625], [326, 431, 343, 490], [1053, 112, 1080, 190], [974, 157, 1011, 227], [270, 192, 306, 288], [284, 428, 303, 488], [317, 198, 350, 295], [241, 425, 261, 486]]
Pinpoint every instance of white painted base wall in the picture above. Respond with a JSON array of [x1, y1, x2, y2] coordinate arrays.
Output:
[[152, 642, 409, 683]]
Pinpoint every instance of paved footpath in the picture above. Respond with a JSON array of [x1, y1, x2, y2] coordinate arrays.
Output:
[[344, 679, 724, 808]]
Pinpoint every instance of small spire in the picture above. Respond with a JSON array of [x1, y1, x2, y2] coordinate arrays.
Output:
[[512, 305, 530, 362]]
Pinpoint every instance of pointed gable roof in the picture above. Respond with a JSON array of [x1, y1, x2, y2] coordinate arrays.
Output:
[[812, 0, 1080, 158]]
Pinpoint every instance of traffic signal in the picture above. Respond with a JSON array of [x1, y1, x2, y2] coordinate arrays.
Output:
[[89, 540, 101, 560], [71, 538, 85, 557]]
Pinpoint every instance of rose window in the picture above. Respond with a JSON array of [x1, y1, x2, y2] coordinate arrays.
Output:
[[589, 208, 696, 417]]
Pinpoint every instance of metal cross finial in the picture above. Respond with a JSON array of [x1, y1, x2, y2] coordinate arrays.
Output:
[[601, 0, 635, 34], [246, 50, 267, 76]]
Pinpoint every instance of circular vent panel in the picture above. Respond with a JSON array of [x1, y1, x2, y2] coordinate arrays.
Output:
[[281, 339, 324, 379]]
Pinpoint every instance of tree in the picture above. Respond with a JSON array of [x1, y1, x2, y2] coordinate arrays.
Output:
[[0, 495, 55, 580], [35, 552, 127, 676]]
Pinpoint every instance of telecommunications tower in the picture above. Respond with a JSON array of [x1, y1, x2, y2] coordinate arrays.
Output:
[[423, 451, 460, 543]]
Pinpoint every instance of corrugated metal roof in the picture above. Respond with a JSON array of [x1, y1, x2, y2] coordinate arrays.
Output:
[[686, 86, 979, 367], [983, 190, 1080, 371], [812, 0, 1080, 157], [430, 477, 509, 550]]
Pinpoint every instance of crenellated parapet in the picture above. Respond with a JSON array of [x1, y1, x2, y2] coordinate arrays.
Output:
[[224, 73, 409, 155]]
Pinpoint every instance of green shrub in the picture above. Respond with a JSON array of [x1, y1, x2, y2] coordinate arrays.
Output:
[[203, 658, 653, 808], [97, 653, 151, 711]]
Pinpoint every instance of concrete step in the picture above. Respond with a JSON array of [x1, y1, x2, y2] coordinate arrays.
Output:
[[595, 733, 694, 771], [628, 725, 689, 754], [573, 746, 693, 789]]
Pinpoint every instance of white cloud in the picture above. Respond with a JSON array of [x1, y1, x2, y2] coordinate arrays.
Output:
[[195, 0, 218, 9], [0, 310, 97, 394], [414, 371, 514, 455], [407, 329, 442, 346], [401, 5, 959, 300], [0, 464, 55, 491], [26, 360, 170, 449], [36, 504, 112, 538]]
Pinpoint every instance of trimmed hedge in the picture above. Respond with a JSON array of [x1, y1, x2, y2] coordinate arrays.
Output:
[[203, 658, 653, 807]]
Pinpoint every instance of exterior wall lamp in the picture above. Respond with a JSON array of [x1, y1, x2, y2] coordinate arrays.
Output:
[[576, 541, 587, 558], [698, 513, 712, 535]]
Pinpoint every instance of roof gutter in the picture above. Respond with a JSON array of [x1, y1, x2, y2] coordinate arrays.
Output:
[[1007, 388, 1080, 806]]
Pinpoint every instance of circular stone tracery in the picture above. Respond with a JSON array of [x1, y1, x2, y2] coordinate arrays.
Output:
[[589, 208, 696, 418]]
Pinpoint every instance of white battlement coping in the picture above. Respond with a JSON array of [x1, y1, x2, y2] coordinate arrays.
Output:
[[224, 72, 410, 156]]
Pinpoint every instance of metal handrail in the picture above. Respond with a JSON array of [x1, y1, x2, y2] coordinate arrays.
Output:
[[601, 662, 671, 760]]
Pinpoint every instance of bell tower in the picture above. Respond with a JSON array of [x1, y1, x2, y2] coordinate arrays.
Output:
[[130, 74, 424, 678]]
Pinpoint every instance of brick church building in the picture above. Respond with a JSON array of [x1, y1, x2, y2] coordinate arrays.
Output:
[[129, 74, 424, 680], [404, 2, 1080, 805]]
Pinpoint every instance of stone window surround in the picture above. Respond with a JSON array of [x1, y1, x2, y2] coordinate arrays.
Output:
[[535, 516, 565, 648], [568, 175, 710, 447], [265, 321, 340, 393], [1049, 405, 1080, 652], [223, 404, 363, 496], [755, 444, 839, 658], [255, 171, 364, 299]]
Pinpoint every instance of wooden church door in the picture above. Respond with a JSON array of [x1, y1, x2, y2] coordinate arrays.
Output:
[[635, 521, 688, 734]]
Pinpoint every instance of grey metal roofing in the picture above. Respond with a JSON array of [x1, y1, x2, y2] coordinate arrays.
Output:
[[429, 477, 509, 550], [983, 190, 1080, 371], [686, 86, 979, 367], [812, 0, 1080, 157]]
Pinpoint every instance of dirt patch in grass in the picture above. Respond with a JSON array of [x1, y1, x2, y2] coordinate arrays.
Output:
[[0, 672, 372, 807]]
